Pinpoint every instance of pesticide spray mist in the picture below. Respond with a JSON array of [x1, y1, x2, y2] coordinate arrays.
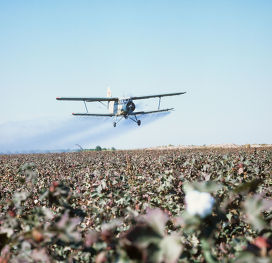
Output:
[[0, 112, 170, 153]]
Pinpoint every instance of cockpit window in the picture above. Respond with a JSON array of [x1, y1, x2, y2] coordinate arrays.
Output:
[[120, 99, 129, 104]]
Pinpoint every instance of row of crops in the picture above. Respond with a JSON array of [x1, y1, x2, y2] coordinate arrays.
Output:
[[0, 148, 272, 262]]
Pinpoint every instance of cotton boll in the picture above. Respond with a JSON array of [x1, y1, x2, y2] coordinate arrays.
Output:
[[185, 190, 215, 218]]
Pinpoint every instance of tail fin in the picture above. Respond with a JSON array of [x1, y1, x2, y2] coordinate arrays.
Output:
[[107, 87, 113, 112], [107, 87, 112, 98]]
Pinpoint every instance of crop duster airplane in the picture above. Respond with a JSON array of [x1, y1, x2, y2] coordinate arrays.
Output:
[[56, 89, 186, 127]]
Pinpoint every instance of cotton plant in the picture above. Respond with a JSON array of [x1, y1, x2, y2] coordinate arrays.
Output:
[[179, 183, 221, 241], [182, 182, 220, 220], [178, 182, 224, 263], [185, 190, 215, 218], [118, 208, 183, 263]]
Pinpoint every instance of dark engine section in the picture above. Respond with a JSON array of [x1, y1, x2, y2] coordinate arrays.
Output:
[[126, 101, 136, 112]]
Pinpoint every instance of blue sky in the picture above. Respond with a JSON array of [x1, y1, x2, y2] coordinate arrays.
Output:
[[0, 0, 271, 151]]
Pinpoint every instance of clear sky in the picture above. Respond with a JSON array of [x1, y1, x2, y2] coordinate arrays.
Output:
[[0, 0, 271, 151]]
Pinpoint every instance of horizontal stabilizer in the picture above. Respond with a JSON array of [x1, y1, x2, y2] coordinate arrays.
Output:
[[57, 97, 119, 102], [130, 108, 174, 115], [72, 113, 114, 117]]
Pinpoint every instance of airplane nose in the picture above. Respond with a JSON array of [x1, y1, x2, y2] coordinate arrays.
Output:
[[126, 101, 135, 112]]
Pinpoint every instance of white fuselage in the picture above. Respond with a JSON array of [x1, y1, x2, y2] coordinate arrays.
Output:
[[108, 99, 135, 116]]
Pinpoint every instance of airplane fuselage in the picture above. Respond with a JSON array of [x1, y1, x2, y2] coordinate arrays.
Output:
[[109, 98, 136, 116]]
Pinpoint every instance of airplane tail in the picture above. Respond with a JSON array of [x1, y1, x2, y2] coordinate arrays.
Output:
[[107, 87, 115, 113], [107, 87, 112, 98]]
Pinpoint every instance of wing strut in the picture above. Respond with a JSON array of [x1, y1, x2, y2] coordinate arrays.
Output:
[[98, 101, 107, 108], [84, 101, 88, 113]]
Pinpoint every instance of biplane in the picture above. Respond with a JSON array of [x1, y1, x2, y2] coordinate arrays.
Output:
[[56, 89, 186, 127]]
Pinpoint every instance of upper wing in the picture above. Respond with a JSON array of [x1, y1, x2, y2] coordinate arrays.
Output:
[[72, 113, 114, 117], [130, 92, 186, 100], [130, 108, 174, 116], [56, 97, 119, 102]]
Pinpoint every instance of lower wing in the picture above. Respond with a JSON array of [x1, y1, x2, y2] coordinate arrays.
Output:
[[130, 108, 174, 115]]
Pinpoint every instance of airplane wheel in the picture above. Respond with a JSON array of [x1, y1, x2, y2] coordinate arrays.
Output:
[[113, 122, 116, 127], [137, 120, 141, 126]]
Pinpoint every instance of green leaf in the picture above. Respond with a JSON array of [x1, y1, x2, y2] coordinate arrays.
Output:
[[183, 181, 222, 194], [143, 209, 168, 236], [125, 224, 162, 247], [243, 195, 270, 232], [234, 179, 263, 194], [160, 235, 183, 263]]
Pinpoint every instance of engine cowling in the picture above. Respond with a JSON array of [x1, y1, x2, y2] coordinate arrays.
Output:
[[126, 101, 136, 113]]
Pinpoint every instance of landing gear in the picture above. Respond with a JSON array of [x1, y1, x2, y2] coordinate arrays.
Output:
[[128, 115, 141, 126], [113, 116, 124, 127], [113, 115, 141, 127]]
